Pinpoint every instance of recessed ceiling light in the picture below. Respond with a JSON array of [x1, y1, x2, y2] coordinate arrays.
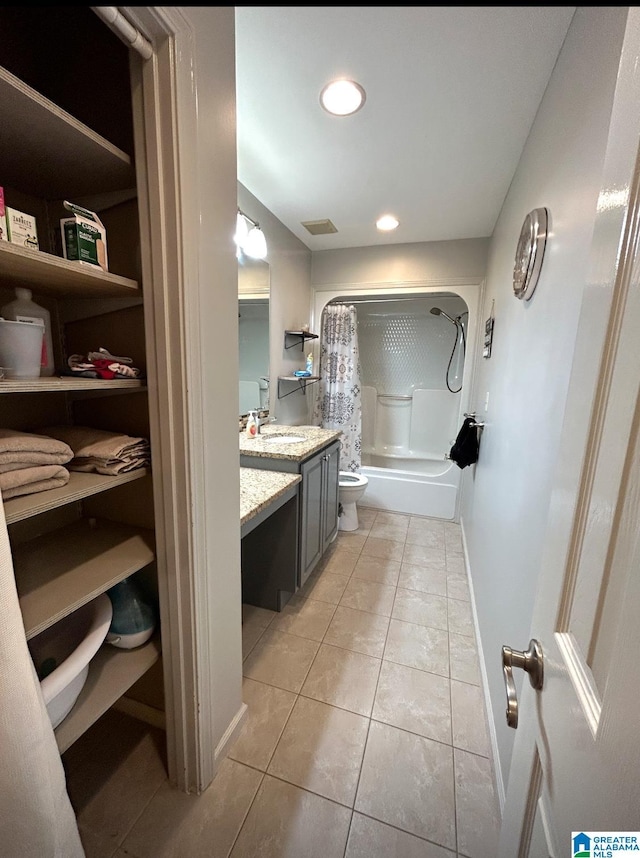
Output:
[[376, 214, 399, 231], [320, 79, 366, 116]]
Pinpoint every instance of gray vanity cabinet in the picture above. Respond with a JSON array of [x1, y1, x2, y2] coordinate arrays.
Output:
[[240, 437, 340, 589], [300, 441, 340, 585]]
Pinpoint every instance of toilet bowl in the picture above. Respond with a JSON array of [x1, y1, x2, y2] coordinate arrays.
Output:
[[338, 471, 368, 532]]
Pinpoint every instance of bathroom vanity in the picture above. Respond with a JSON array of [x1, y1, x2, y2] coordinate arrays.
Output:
[[240, 467, 301, 610], [239, 425, 341, 587]]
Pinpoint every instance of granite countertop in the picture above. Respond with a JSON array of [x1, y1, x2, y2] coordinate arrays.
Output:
[[239, 424, 341, 462], [240, 467, 301, 526]]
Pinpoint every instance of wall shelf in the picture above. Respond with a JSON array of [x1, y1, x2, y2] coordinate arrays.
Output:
[[277, 376, 320, 398], [284, 330, 318, 351], [0, 377, 144, 394]]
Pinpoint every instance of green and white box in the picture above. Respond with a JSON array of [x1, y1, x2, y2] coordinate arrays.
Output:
[[60, 201, 108, 271], [6, 206, 38, 249]]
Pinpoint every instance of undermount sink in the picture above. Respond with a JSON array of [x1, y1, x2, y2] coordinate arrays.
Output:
[[261, 434, 306, 444]]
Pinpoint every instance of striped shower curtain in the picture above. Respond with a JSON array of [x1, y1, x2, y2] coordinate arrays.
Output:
[[313, 303, 362, 472]]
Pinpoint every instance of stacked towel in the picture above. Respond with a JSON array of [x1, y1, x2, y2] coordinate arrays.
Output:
[[43, 425, 151, 475], [0, 428, 73, 499]]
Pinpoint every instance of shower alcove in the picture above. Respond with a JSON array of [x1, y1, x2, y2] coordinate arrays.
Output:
[[311, 285, 480, 520]]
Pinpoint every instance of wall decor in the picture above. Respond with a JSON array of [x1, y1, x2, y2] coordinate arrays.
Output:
[[513, 207, 549, 301]]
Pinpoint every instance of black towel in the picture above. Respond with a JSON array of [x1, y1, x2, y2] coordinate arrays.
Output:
[[449, 417, 479, 469]]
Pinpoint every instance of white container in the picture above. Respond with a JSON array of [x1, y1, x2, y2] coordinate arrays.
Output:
[[29, 594, 113, 728], [1, 287, 54, 376], [246, 410, 260, 438], [0, 318, 45, 378]]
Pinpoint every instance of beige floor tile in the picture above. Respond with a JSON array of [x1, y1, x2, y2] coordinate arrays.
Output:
[[444, 531, 464, 554], [409, 516, 446, 532], [372, 660, 452, 744], [301, 643, 381, 716], [242, 603, 276, 628], [445, 554, 466, 575], [447, 598, 474, 637], [374, 511, 410, 528], [229, 678, 297, 770], [242, 628, 320, 692], [405, 526, 445, 550], [392, 588, 448, 631], [398, 563, 448, 596], [65, 714, 167, 849], [449, 632, 481, 685], [321, 547, 360, 576], [368, 523, 409, 543], [355, 721, 456, 850], [268, 696, 369, 806], [384, 618, 449, 677], [324, 605, 390, 657], [446, 573, 470, 601], [300, 570, 350, 604], [122, 758, 262, 858], [340, 577, 396, 616], [362, 534, 405, 559], [79, 826, 119, 858], [353, 554, 401, 585], [357, 506, 378, 529], [454, 749, 500, 858], [229, 774, 351, 858], [242, 621, 265, 661], [345, 813, 455, 858], [451, 680, 490, 757], [335, 532, 367, 554], [402, 543, 447, 569], [269, 594, 336, 641]]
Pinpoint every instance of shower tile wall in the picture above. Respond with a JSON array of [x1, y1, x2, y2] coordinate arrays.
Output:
[[358, 297, 467, 457]]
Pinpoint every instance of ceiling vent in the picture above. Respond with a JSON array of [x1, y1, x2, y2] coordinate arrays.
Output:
[[301, 218, 338, 235]]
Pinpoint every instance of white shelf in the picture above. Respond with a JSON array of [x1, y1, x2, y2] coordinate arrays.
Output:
[[0, 64, 135, 198], [277, 376, 320, 398], [4, 468, 150, 525], [14, 518, 155, 640], [0, 377, 144, 394], [0, 241, 139, 298], [55, 635, 162, 754]]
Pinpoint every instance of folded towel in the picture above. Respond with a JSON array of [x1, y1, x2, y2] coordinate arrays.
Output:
[[0, 464, 70, 499], [0, 428, 73, 466], [449, 417, 479, 469], [42, 425, 150, 476]]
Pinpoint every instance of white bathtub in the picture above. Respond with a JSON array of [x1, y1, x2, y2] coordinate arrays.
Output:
[[360, 451, 460, 519]]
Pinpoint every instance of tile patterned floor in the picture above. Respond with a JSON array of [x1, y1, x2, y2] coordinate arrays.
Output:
[[63, 509, 501, 858]]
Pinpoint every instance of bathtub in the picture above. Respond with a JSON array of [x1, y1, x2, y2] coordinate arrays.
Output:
[[361, 451, 460, 519]]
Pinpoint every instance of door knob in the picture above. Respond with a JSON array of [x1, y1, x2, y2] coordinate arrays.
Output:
[[501, 639, 544, 729]]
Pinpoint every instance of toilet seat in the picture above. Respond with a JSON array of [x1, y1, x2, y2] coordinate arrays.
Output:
[[339, 471, 368, 487]]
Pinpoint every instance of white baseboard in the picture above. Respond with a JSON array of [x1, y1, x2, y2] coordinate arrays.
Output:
[[460, 516, 506, 816], [214, 702, 248, 769]]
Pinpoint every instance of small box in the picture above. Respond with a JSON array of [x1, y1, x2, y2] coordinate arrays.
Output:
[[0, 187, 7, 242], [60, 200, 108, 271], [6, 206, 38, 250]]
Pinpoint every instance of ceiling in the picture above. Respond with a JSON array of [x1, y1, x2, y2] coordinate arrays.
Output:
[[235, 6, 576, 252]]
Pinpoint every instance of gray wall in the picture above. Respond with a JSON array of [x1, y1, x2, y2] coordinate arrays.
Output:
[[460, 6, 628, 793]]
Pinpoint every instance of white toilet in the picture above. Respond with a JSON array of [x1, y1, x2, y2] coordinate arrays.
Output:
[[338, 471, 369, 531]]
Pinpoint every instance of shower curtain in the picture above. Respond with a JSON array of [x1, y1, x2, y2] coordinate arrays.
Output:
[[0, 500, 85, 857], [313, 303, 362, 472]]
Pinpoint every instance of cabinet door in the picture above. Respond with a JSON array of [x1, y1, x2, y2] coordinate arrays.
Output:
[[300, 451, 324, 585], [322, 442, 340, 551]]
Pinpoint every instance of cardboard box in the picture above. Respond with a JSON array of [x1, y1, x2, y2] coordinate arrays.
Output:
[[0, 187, 7, 242], [60, 200, 108, 271], [6, 206, 38, 249]]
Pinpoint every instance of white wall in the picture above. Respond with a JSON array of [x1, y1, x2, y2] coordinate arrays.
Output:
[[238, 184, 313, 426], [460, 6, 628, 794]]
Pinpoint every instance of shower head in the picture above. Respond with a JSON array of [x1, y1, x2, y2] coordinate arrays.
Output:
[[430, 307, 457, 325]]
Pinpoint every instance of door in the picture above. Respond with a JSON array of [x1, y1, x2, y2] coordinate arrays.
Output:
[[499, 16, 640, 855], [322, 441, 340, 550], [300, 451, 324, 584]]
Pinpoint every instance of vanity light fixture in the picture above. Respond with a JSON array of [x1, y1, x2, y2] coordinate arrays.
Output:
[[320, 79, 366, 116], [235, 209, 268, 260], [376, 214, 399, 232]]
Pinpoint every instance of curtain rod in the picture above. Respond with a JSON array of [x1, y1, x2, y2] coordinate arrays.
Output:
[[327, 295, 458, 305], [91, 7, 153, 59]]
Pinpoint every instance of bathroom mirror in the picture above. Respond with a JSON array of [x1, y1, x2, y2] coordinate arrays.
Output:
[[238, 257, 270, 416]]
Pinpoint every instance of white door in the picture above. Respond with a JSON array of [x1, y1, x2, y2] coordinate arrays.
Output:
[[499, 13, 640, 856]]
